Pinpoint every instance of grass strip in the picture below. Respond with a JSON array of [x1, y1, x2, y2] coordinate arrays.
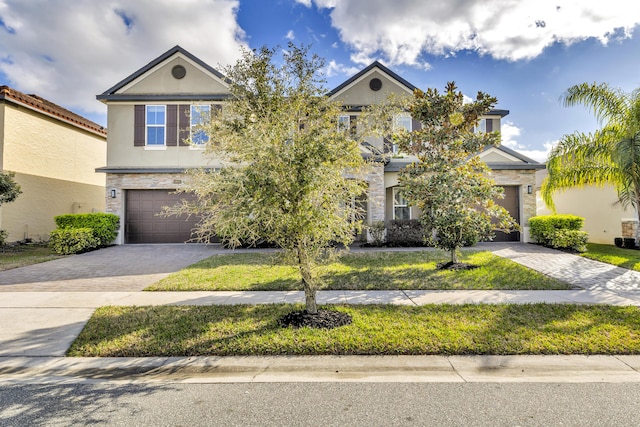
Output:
[[582, 243, 640, 272], [68, 304, 640, 357], [146, 251, 568, 291], [0, 245, 63, 271]]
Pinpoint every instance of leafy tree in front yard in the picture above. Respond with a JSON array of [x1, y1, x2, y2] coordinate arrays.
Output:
[[395, 82, 518, 265], [168, 44, 370, 316], [543, 83, 640, 224], [0, 171, 21, 205]]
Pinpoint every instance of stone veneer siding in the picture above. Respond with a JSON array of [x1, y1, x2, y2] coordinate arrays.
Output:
[[107, 165, 386, 244], [490, 169, 537, 242]]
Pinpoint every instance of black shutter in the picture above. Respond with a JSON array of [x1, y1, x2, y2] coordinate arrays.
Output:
[[179, 105, 190, 146], [134, 105, 145, 146], [166, 105, 178, 146], [411, 118, 421, 131], [349, 115, 357, 137]]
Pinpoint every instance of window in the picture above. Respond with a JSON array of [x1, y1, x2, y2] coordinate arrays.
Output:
[[473, 118, 487, 133], [393, 114, 412, 154], [393, 187, 411, 220], [338, 115, 350, 132], [190, 105, 210, 145], [146, 105, 166, 146]]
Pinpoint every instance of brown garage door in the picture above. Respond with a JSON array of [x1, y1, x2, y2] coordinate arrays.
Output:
[[492, 185, 520, 242], [125, 190, 200, 244]]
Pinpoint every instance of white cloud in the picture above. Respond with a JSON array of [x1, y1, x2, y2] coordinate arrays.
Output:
[[285, 30, 295, 40], [308, 0, 640, 65], [294, 0, 313, 7], [500, 121, 554, 163], [324, 60, 360, 78], [0, 0, 246, 117]]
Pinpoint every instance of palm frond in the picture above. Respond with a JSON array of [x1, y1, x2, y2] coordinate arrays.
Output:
[[561, 82, 628, 126]]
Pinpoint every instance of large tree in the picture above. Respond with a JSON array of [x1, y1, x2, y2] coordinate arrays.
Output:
[[395, 82, 518, 264], [543, 83, 640, 222], [0, 171, 21, 205], [172, 45, 369, 316]]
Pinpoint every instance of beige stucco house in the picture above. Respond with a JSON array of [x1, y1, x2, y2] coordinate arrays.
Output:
[[0, 86, 107, 242], [97, 45, 544, 244], [536, 170, 637, 245]]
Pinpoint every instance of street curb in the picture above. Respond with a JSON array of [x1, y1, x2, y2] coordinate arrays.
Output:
[[2, 355, 640, 383]]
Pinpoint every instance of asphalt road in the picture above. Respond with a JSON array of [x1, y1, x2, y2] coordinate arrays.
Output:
[[1, 382, 639, 426]]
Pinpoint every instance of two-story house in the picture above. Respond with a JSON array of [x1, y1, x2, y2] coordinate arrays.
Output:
[[97, 46, 543, 245], [0, 86, 107, 242]]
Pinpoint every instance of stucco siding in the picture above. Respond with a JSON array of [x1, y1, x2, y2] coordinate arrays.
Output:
[[3, 105, 106, 186], [331, 70, 411, 105], [1, 172, 105, 241], [121, 57, 230, 95], [106, 103, 224, 168], [537, 184, 634, 245]]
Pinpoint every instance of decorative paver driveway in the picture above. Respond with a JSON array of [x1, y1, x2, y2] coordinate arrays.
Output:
[[0, 244, 221, 291], [491, 243, 640, 291]]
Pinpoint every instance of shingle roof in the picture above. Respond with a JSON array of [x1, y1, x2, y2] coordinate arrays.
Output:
[[0, 86, 107, 136]]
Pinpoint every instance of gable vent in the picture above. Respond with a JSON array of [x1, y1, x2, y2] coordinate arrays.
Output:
[[171, 65, 186, 79], [369, 78, 382, 91]]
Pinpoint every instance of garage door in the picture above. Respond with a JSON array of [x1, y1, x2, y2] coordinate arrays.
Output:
[[493, 185, 520, 242], [125, 190, 200, 244]]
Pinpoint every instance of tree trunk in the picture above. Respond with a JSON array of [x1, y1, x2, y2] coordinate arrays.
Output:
[[450, 249, 458, 264], [297, 247, 318, 314]]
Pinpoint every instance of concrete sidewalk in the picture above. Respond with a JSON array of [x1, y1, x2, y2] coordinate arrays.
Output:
[[1, 242, 640, 382]]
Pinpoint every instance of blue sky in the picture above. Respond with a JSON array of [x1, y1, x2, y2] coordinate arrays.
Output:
[[1, 0, 639, 161]]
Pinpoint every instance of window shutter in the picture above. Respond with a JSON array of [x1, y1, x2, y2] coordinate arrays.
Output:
[[349, 115, 357, 137], [179, 105, 190, 146], [166, 105, 178, 146], [486, 118, 493, 132], [134, 105, 145, 146], [411, 118, 421, 131]]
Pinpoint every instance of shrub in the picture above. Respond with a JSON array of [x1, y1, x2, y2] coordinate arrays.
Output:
[[549, 229, 588, 252], [529, 214, 588, 252], [367, 221, 386, 246], [0, 229, 7, 247], [49, 228, 99, 255], [54, 213, 119, 247], [386, 219, 426, 247]]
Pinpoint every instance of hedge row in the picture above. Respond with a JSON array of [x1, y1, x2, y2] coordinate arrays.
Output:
[[50, 213, 119, 255], [529, 214, 588, 252]]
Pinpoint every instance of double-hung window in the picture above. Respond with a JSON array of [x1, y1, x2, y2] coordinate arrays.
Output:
[[146, 105, 166, 146], [393, 114, 412, 154], [190, 105, 210, 146], [473, 118, 487, 134], [393, 187, 411, 220], [338, 115, 350, 132]]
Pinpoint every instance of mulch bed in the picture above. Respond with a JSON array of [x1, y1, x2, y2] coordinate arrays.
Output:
[[278, 309, 353, 329]]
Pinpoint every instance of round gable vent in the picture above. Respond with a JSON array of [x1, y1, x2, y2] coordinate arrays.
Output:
[[171, 65, 186, 79], [369, 78, 382, 91]]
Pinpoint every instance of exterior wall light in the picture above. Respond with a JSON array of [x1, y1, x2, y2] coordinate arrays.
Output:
[[527, 185, 533, 194], [110, 189, 117, 198]]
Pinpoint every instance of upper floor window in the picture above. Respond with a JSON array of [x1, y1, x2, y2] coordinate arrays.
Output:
[[392, 114, 412, 154], [146, 105, 166, 146], [190, 105, 210, 145], [473, 118, 493, 134]]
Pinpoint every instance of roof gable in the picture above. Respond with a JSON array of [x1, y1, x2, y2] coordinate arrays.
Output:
[[97, 46, 230, 102], [479, 145, 545, 170]]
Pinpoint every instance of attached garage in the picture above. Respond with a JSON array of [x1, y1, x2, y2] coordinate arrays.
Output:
[[493, 185, 521, 242], [125, 190, 199, 244]]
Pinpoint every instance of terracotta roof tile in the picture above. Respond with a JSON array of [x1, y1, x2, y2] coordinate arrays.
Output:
[[0, 85, 107, 136]]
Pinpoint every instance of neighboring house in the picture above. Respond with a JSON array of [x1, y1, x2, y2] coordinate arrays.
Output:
[[97, 46, 544, 244], [0, 86, 107, 242], [536, 170, 637, 245]]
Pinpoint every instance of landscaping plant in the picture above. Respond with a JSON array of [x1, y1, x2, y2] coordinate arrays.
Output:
[[394, 82, 518, 266]]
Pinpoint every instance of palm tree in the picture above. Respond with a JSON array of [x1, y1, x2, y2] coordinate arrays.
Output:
[[542, 83, 640, 223]]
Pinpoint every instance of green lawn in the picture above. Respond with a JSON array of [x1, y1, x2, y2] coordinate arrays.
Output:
[[146, 250, 569, 291], [0, 244, 63, 271], [582, 243, 640, 272], [68, 304, 640, 357]]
